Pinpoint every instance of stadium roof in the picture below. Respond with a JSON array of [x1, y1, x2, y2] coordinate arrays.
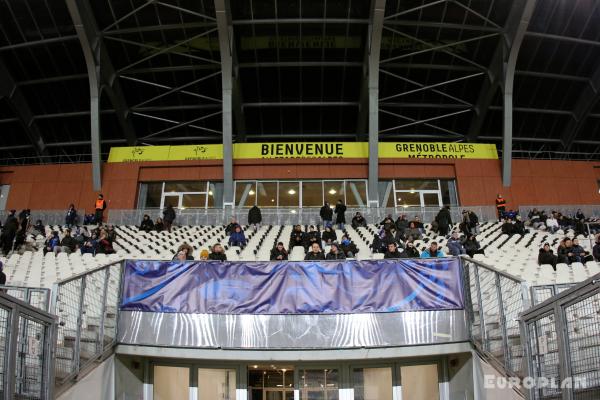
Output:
[[1, 0, 600, 165]]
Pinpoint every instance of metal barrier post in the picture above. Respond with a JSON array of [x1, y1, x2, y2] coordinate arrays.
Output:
[[72, 276, 86, 374], [97, 268, 109, 354], [5, 306, 19, 400], [495, 273, 510, 370], [472, 264, 488, 350], [554, 302, 572, 400]]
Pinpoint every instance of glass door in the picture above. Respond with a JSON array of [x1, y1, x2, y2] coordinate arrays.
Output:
[[161, 194, 182, 209], [421, 191, 443, 207]]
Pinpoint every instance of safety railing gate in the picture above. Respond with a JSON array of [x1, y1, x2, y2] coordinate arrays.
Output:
[[0, 286, 51, 312], [51, 261, 122, 388], [462, 257, 531, 378], [520, 274, 600, 400], [0, 291, 56, 400], [530, 284, 576, 306]]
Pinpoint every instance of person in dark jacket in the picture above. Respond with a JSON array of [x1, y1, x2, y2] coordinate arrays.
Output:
[[436, 206, 452, 236], [538, 243, 558, 270], [248, 205, 262, 231], [4, 210, 16, 226], [154, 217, 165, 232], [1, 217, 18, 255], [334, 200, 346, 229], [339, 235, 358, 258], [593, 235, 600, 261], [270, 242, 288, 261], [326, 243, 346, 260], [322, 226, 337, 245], [228, 225, 247, 247], [400, 241, 420, 258], [57, 229, 78, 254], [208, 243, 227, 261], [571, 238, 593, 263], [447, 232, 466, 256], [463, 235, 484, 258], [320, 202, 333, 227], [351, 212, 367, 229], [163, 204, 176, 232], [97, 230, 115, 254], [557, 238, 575, 264], [305, 242, 325, 260], [0, 262, 6, 286], [225, 217, 238, 235], [384, 242, 402, 259], [80, 233, 98, 255], [395, 215, 409, 235], [32, 220, 45, 237], [303, 225, 321, 251], [65, 204, 78, 228], [174, 243, 195, 261], [139, 214, 154, 233], [289, 225, 305, 250]]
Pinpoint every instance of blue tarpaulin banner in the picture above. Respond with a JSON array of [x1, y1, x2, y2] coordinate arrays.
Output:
[[120, 259, 464, 314]]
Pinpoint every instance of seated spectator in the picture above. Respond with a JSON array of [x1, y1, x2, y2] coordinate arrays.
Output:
[[305, 242, 325, 260], [139, 214, 154, 233], [514, 216, 528, 235], [384, 242, 402, 259], [528, 208, 543, 229], [593, 234, 600, 261], [174, 250, 188, 262], [225, 217, 238, 235], [380, 215, 395, 232], [538, 243, 557, 269], [270, 242, 289, 261], [80, 233, 98, 255], [208, 244, 227, 261], [248, 205, 262, 231], [289, 225, 305, 250], [421, 242, 445, 258], [401, 241, 420, 258], [73, 227, 87, 247], [106, 225, 117, 242], [411, 216, 425, 234], [447, 232, 466, 256], [405, 221, 422, 240], [463, 235, 484, 258], [304, 225, 321, 251], [395, 214, 409, 235], [56, 229, 78, 254], [371, 229, 386, 254], [65, 204, 78, 228], [83, 213, 96, 225], [97, 230, 115, 254], [546, 214, 559, 234], [322, 226, 337, 245], [339, 235, 358, 258], [501, 218, 516, 236], [175, 243, 194, 261], [351, 212, 367, 229], [326, 242, 346, 260], [504, 209, 518, 220], [154, 217, 165, 232], [43, 231, 60, 255], [571, 238, 594, 263], [199, 249, 209, 260], [228, 225, 247, 247], [32, 220, 45, 237]]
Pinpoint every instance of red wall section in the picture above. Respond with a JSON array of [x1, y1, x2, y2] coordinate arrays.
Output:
[[0, 159, 599, 211]]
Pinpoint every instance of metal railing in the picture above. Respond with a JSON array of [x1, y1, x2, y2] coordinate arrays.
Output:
[[0, 286, 51, 312], [0, 291, 56, 400], [108, 205, 498, 226], [462, 257, 531, 378], [50, 261, 122, 388], [530, 284, 576, 306], [0, 209, 72, 226], [520, 274, 600, 400], [518, 205, 600, 219]]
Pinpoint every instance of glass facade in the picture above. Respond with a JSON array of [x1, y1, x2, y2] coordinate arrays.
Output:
[[378, 179, 459, 209], [137, 181, 223, 209]]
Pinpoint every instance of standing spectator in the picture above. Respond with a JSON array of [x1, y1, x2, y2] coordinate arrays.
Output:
[[334, 200, 346, 230], [163, 204, 176, 232], [322, 226, 337, 246], [538, 243, 558, 270], [305, 242, 325, 260], [436, 206, 452, 236], [401, 241, 420, 258], [154, 217, 165, 232], [339, 235, 358, 258], [95, 194, 107, 223], [384, 242, 402, 259], [304, 225, 321, 251], [405, 221, 422, 240], [1, 217, 19, 255], [575, 209, 585, 221], [546, 214, 559, 234], [208, 244, 227, 261], [139, 215, 154, 233], [4, 210, 16, 226], [65, 204, 78, 228], [270, 242, 288, 261], [395, 214, 409, 235], [447, 232, 466, 256], [289, 225, 305, 250], [43, 231, 60, 255], [463, 235, 484, 258], [326, 243, 346, 260], [247, 205, 262, 231], [421, 242, 445, 258], [228, 225, 247, 247], [593, 234, 600, 261], [320, 202, 333, 228], [351, 212, 367, 228], [225, 217, 238, 235], [495, 194, 506, 220], [0, 262, 5, 286]]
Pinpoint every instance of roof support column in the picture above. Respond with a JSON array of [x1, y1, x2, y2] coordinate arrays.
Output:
[[367, 0, 386, 208], [215, 0, 234, 209]]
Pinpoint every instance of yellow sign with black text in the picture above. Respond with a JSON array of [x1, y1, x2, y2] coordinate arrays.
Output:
[[107, 142, 498, 162]]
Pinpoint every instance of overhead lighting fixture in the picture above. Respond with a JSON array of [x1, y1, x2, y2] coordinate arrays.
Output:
[[253, 365, 258, 369], [271, 199, 275, 203], [249, 190, 255, 195], [328, 189, 336, 195], [288, 189, 296, 195], [290, 210, 297, 214], [403, 204, 409, 208], [410, 189, 415, 194], [208, 191, 213, 196]]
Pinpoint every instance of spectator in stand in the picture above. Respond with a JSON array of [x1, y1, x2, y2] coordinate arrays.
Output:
[[538, 243, 558, 270], [94, 194, 107, 223], [447, 232, 466, 256], [175, 243, 195, 261], [571, 238, 594, 263], [270, 242, 288, 261], [405, 221, 422, 240], [225, 217, 238, 235], [514, 215, 528, 235], [32, 220, 45, 237], [80, 233, 98, 255], [576, 209, 585, 221], [248, 205, 262, 231], [334, 200, 346, 230], [339, 235, 358, 258], [528, 208, 543, 229], [326, 242, 346, 260], [0, 262, 5, 286], [593, 234, 600, 261], [199, 249, 209, 260], [304, 225, 321, 251], [83, 213, 96, 225], [401, 241, 420, 258], [139, 215, 154, 233], [4, 210, 16, 226], [18, 209, 31, 232], [384, 242, 402, 259], [209, 244, 227, 261], [557, 238, 578, 265], [436, 206, 453, 236], [1, 217, 19, 255], [501, 218, 515, 236], [371, 229, 387, 254], [163, 204, 176, 233], [421, 242, 445, 258], [320, 202, 333, 227], [495, 194, 506, 220], [57, 229, 78, 254], [97, 230, 115, 254], [380, 215, 395, 229], [228, 225, 247, 247], [411, 216, 425, 234], [154, 217, 165, 232], [351, 212, 367, 229], [305, 242, 325, 260], [395, 214, 409, 235], [460, 210, 472, 236], [43, 231, 60, 255], [65, 204, 77, 228], [174, 250, 188, 262], [463, 235, 484, 258], [322, 225, 337, 246], [546, 214, 559, 234], [289, 225, 305, 250]]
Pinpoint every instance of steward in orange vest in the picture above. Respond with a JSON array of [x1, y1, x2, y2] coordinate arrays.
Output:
[[95, 194, 107, 224], [495, 194, 506, 220]]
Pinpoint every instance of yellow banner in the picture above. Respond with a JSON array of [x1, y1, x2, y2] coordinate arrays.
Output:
[[108, 142, 498, 162]]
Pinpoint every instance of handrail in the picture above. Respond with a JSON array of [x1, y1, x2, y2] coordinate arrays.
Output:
[[0, 285, 51, 312]]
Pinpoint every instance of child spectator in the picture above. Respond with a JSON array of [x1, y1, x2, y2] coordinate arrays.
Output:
[[199, 249, 209, 260], [270, 242, 288, 261], [228, 225, 247, 247]]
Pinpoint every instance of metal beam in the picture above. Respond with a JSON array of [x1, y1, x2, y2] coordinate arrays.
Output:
[[526, 31, 600, 47], [223, 0, 246, 141], [242, 102, 359, 107], [0, 35, 79, 52], [232, 18, 370, 25], [560, 65, 600, 151], [0, 59, 47, 158], [238, 61, 363, 68]]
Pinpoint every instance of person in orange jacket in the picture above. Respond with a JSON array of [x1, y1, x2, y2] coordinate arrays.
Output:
[[495, 194, 507, 220], [94, 194, 107, 224]]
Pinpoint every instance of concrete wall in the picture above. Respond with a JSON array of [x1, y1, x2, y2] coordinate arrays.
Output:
[[57, 356, 115, 400]]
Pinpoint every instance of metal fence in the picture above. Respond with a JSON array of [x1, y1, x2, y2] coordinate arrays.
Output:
[[462, 257, 531, 378], [0, 209, 70, 226], [518, 205, 600, 219], [0, 291, 56, 400], [530, 284, 576, 306], [520, 274, 600, 400], [50, 261, 122, 387], [0, 286, 51, 312], [108, 205, 498, 226]]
